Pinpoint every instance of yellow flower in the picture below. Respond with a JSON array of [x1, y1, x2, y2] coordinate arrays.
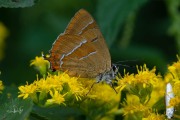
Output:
[[30, 56, 49, 76], [173, 81, 180, 98], [117, 64, 160, 90], [67, 77, 86, 101], [34, 74, 63, 92], [0, 80, 4, 93], [148, 79, 165, 107], [116, 73, 134, 92], [18, 82, 37, 99], [135, 64, 160, 86], [18, 72, 88, 105], [77, 77, 120, 103], [142, 113, 165, 120], [46, 90, 65, 106], [0, 22, 8, 60], [122, 94, 165, 120], [53, 72, 87, 101], [165, 55, 180, 106], [117, 64, 162, 104], [166, 55, 180, 82], [122, 94, 150, 116], [169, 96, 180, 107]]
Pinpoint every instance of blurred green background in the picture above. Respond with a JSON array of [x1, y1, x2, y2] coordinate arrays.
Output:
[[0, 0, 179, 85]]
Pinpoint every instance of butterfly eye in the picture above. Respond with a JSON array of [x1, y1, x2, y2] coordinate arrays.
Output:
[[112, 65, 118, 73]]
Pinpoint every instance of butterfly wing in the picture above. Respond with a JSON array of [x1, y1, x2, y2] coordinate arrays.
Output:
[[48, 9, 111, 78]]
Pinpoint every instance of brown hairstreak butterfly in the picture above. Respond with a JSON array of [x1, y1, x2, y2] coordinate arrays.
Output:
[[45, 9, 118, 91]]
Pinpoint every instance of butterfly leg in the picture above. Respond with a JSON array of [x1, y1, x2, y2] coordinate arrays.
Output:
[[86, 74, 103, 95]]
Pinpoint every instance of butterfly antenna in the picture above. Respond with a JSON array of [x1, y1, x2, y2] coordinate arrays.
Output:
[[114, 63, 135, 68], [114, 59, 139, 64]]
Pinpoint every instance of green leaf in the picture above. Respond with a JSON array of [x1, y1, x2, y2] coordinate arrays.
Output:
[[0, 86, 33, 119], [96, 0, 148, 47], [30, 106, 84, 120], [0, 0, 38, 8], [0, 98, 33, 120], [0, 86, 19, 105]]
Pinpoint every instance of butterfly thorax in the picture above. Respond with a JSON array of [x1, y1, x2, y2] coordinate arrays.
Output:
[[96, 64, 118, 85]]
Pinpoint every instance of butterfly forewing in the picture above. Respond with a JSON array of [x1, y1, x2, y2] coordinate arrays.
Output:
[[65, 9, 97, 35], [48, 9, 111, 78]]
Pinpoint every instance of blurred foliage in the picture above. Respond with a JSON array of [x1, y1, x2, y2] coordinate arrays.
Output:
[[166, 0, 180, 54], [0, 0, 180, 119], [0, 0, 37, 8], [0, 22, 8, 60], [96, 0, 148, 47]]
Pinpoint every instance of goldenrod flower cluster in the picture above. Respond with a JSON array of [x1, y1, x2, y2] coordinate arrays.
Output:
[[116, 64, 166, 120], [18, 56, 120, 119], [18, 55, 180, 119], [164, 55, 180, 117]]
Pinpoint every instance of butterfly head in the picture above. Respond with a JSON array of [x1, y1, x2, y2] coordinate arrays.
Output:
[[111, 64, 119, 79]]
